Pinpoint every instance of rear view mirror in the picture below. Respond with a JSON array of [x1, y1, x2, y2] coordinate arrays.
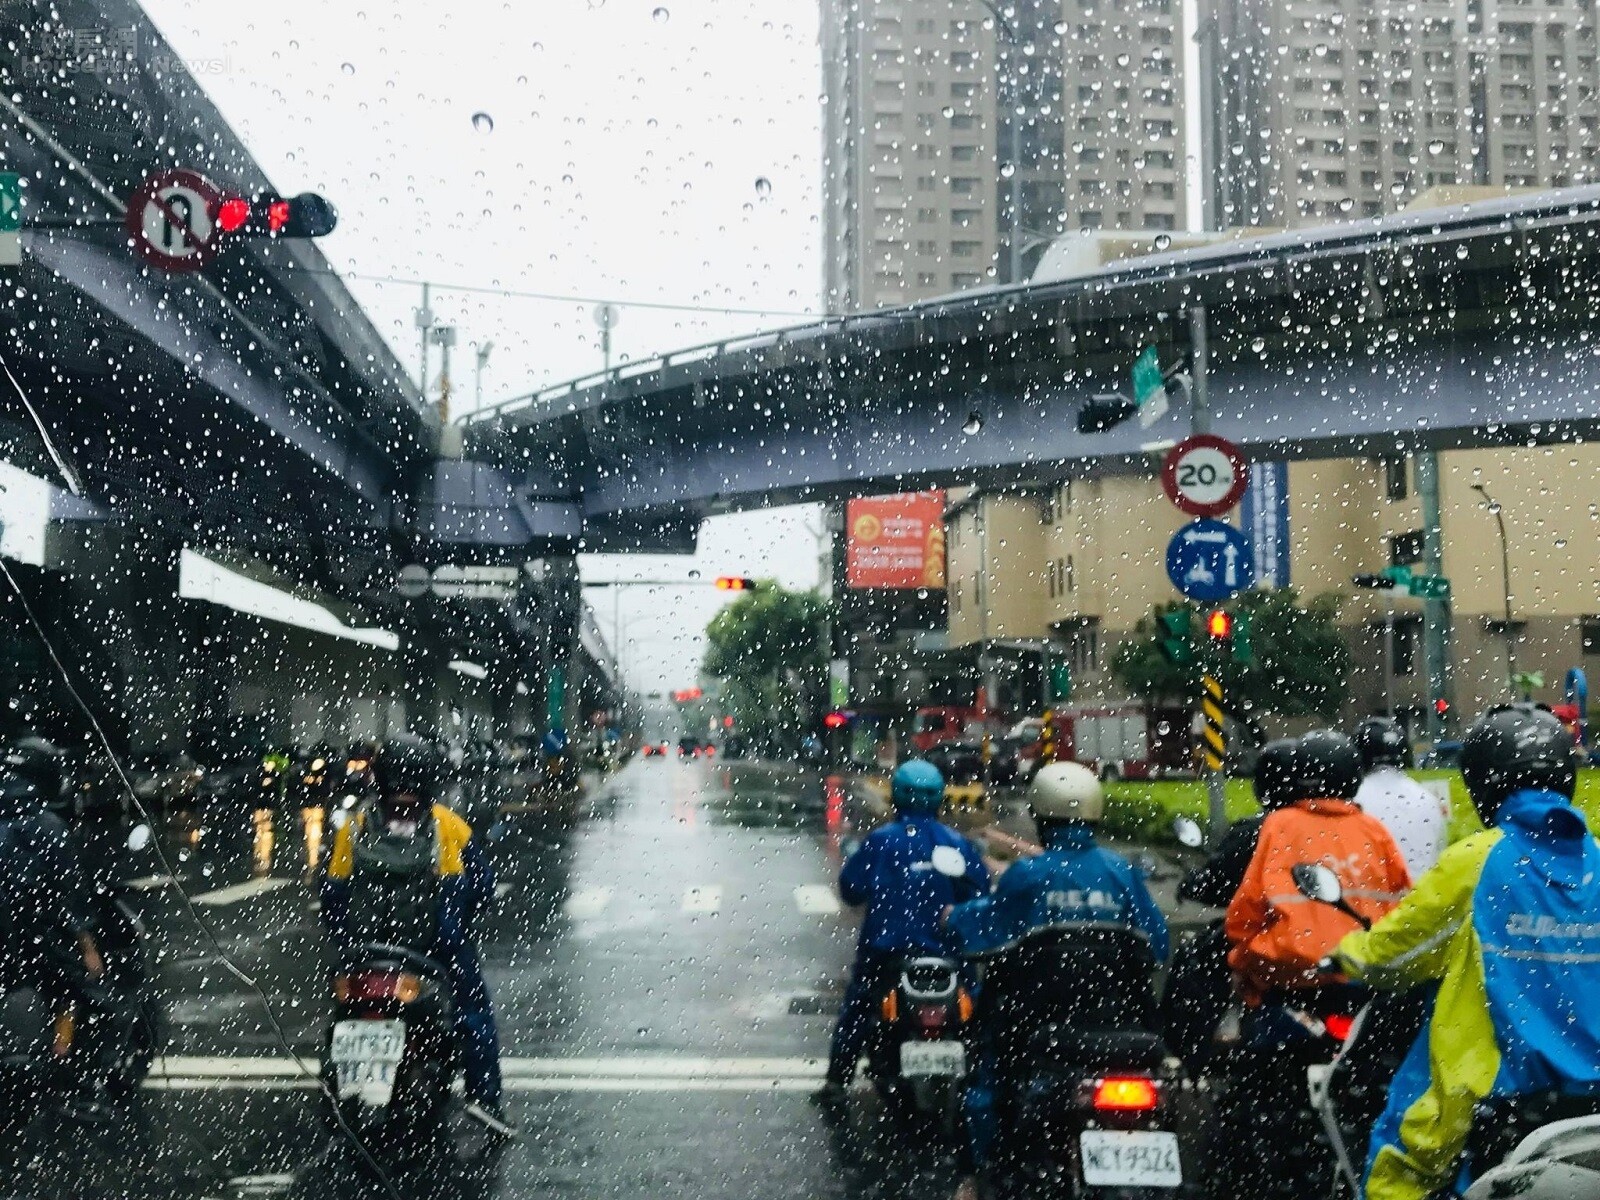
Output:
[[930, 845, 968, 879], [1292, 862, 1344, 905], [1172, 816, 1204, 849]]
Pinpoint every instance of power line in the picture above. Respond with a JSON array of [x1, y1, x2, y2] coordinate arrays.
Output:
[[279, 264, 818, 319]]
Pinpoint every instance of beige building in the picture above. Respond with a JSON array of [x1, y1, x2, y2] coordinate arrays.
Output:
[[820, 0, 1188, 312], [1202, 0, 1600, 229], [945, 446, 1600, 731]]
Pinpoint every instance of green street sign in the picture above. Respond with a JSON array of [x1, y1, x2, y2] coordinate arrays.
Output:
[[1380, 565, 1413, 585], [1407, 574, 1452, 601], [0, 173, 19, 233], [1132, 346, 1166, 408], [1049, 662, 1072, 702]]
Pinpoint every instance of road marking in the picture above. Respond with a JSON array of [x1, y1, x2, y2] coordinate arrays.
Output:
[[682, 885, 721, 913], [125, 874, 184, 891], [564, 887, 613, 918], [794, 884, 841, 914], [191, 877, 293, 907], [144, 1053, 826, 1093], [494, 882, 512, 899]]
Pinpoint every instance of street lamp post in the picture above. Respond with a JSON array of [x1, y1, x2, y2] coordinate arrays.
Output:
[[473, 340, 494, 416], [1471, 482, 1517, 696], [977, 0, 1024, 284]]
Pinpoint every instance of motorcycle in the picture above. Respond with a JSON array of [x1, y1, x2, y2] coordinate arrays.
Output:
[[324, 942, 456, 1158], [1295, 861, 1600, 1199], [979, 922, 1192, 1197]]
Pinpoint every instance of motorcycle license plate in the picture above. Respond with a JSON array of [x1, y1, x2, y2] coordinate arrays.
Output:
[[1079, 1130, 1183, 1189], [330, 1019, 406, 1105], [899, 1040, 966, 1078]]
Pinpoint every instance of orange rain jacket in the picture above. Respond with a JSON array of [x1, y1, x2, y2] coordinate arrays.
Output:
[[1225, 797, 1412, 999]]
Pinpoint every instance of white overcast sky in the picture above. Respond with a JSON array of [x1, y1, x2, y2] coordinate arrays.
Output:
[[142, 0, 827, 693]]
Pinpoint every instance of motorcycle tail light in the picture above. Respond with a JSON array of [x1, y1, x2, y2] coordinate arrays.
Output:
[[1324, 1013, 1356, 1043], [880, 991, 899, 1022], [957, 988, 974, 1022], [1090, 1076, 1160, 1112], [335, 970, 423, 1005], [916, 1005, 947, 1033]]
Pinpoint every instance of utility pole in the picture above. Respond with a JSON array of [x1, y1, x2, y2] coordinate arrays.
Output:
[[1416, 452, 1455, 744], [594, 303, 619, 373], [431, 324, 456, 424], [1471, 482, 1517, 695], [414, 282, 434, 398], [474, 340, 494, 418]]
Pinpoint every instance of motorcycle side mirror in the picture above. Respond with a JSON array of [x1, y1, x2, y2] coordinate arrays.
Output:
[[931, 845, 968, 878], [1292, 862, 1344, 905], [126, 823, 152, 852], [1172, 816, 1204, 849]]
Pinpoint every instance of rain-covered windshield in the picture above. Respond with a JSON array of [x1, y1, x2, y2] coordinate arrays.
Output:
[[1, 0, 1599, 1198]]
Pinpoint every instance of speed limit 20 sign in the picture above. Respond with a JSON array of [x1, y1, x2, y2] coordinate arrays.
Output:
[[1160, 434, 1249, 517]]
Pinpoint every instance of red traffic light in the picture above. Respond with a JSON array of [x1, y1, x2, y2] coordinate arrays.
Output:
[[1434, 698, 1451, 716], [715, 576, 755, 591], [1205, 610, 1233, 640], [823, 711, 849, 730], [215, 191, 338, 238]]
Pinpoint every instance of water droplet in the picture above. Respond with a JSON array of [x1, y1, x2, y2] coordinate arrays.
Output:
[[962, 412, 984, 436], [1153, 234, 1172, 251], [1251, 337, 1266, 353], [1338, 196, 1355, 212], [1456, 244, 1470, 259], [340, 62, 355, 75], [1000, 162, 1015, 178], [652, 5, 670, 21], [471, 111, 495, 134], [754, 177, 772, 198], [1428, 140, 1445, 155]]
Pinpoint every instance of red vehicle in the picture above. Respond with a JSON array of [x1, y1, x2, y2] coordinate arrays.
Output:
[[1050, 704, 1189, 781], [910, 706, 991, 755]]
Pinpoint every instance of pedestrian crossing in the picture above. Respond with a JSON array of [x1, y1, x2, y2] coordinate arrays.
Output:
[[553, 882, 845, 919]]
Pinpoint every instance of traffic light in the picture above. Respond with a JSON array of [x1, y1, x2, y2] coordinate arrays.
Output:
[[216, 191, 338, 238], [1205, 609, 1233, 640], [1159, 608, 1194, 667], [1434, 698, 1451, 718], [823, 711, 849, 730], [670, 687, 704, 703], [1077, 393, 1139, 434], [715, 576, 756, 591], [1352, 573, 1399, 591], [1231, 609, 1253, 664]]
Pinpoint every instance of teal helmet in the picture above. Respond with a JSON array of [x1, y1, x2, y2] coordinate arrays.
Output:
[[892, 759, 945, 816]]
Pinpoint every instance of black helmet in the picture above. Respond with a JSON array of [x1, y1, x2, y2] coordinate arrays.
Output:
[[372, 734, 445, 803], [1252, 738, 1300, 811], [1460, 703, 1576, 825], [1354, 717, 1410, 772], [1292, 729, 1363, 801], [4, 735, 66, 807]]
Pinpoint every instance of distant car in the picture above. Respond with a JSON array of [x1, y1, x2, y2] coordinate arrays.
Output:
[[678, 737, 704, 758], [642, 743, 670, 757], [923, 740, 986, 786]]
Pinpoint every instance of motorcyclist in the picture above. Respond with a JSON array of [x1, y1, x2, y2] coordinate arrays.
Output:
[[320, 733, 516, 1138], [1336, 704, 1600, 1200], [1226, 729, 1411, 1000], [1162, 737, 1299, 1068], [943, 762, 1169, 1200], [0, 735, 115, 1118], [1352, 716, 1449, 880], [813, 758, 989, 1107]]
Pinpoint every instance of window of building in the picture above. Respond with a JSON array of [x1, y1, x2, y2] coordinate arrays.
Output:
[[1069, 618, 1099, 676], [1393, 617, 1421, 676], [952, 272, 982, 287], [951, 176, 981, 195], [1389, 529, 1425, 565], [916, 271, 937, 286], [950, 240, 982, 257]]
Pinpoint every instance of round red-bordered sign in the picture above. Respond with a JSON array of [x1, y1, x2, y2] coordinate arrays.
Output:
[[124, 169, 224, 273], [1161, 434, 1249, 517]]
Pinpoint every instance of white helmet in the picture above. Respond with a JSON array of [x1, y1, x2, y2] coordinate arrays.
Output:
[[1029, 762, 1104, 823]]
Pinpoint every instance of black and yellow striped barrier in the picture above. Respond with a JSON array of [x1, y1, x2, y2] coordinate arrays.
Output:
[[1200, 674, 1226, 772]]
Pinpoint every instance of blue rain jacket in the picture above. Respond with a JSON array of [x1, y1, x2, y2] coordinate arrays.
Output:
[[838, 816, 990, 954]]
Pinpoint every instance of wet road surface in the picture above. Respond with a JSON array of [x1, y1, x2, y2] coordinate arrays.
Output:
[[9, 758, 986, 1200]]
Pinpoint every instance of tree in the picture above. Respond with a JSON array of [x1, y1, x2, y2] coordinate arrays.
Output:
[[1111, 588, 1352, 738], [703, 581, 833, 752]]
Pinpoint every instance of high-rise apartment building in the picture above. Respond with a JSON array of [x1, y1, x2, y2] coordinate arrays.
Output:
[[1202, 0, 1600, 228], [821, 0, 1187, 313]]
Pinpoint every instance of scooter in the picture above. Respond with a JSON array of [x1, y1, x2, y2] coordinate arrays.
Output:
[[1295, 862, 1600, 1199], [324, 942, 457, 1159]]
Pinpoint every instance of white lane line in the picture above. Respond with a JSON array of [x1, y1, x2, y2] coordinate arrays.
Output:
[[125, 874, 184, 891], [794, 884, 842, 914], [146, 1076, 819, 1094], [563, 887, 612, 918], [147, 1054, 827, 1080], [191, 877, 293, 907], [681, 885, 721, 913]]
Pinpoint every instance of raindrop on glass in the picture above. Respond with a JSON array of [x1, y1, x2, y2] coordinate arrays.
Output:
[[1000, 162, 1015, 178], [962, 412, 984, 436], [1153, 234, 1172, 251], [652, 5, 670, 21], [754, 177, 773, 198], [340, 62, 355, 75], [471, 111, 495, 134], [1251, 337, 1266, 353]]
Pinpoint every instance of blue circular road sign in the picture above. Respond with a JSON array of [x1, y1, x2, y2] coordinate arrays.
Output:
[[1166, 519, 1254, 602]]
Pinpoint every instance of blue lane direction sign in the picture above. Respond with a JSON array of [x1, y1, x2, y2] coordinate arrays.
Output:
[[1166, 519, 1254, 602]]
